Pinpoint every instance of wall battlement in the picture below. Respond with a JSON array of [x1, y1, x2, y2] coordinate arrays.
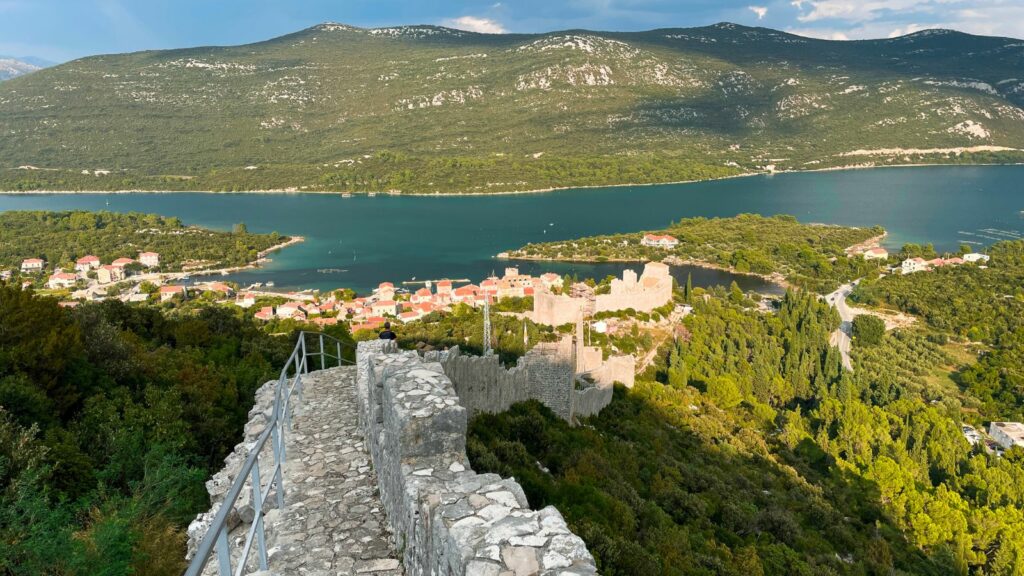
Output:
[[357, 340, 598, 575]]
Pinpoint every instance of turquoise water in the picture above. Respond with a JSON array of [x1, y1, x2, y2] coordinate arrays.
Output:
[[1, 165, 1021, 293]]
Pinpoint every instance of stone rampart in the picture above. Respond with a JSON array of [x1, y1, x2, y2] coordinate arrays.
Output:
[[185, 379, 281, 569], [572, 386, 614, 419], [357, 341, 598, 575], [440, 347, 532, 417]]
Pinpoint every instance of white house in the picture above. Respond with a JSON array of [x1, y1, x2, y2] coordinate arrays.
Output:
[[236, 293, 257, 308], [641, 234, 680, 249], [863, 247, 889, 261], [75, 255, 101, 273], [901, 257, 929, 274], [989, 421, 1024, 450], [47, 272, 78, 289], [139, 252, 160, 267], [963, 253, 990, 264], [20, 258, 45, 273], [371, 300, 400, 317], [159, 285, 187, 302]]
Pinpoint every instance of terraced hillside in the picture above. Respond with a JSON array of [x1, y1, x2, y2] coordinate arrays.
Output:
[[1, 22, 1023, 193]]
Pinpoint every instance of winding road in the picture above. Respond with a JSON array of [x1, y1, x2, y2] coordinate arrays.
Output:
[[826, 281, 858, 372]]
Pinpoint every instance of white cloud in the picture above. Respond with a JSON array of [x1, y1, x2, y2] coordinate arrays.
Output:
[[748, 5, 768, 20], [789, 0, 1024, 40], [787, 27, 850, 40], [442, 16, 507, 34]]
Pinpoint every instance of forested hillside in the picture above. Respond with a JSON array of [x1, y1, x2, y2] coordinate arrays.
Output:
[[1, 23, 1023, 193], [0, 211, 287, 272], [852, 239, 1024, 420], [469, 283, 1024, 573], [0, 285, 296, 573]]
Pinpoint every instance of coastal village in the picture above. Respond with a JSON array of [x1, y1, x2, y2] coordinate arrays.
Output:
[[5, 229, 1019, 456]]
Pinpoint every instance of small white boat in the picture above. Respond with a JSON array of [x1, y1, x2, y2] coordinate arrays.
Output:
[[342, 192, 353, 198]]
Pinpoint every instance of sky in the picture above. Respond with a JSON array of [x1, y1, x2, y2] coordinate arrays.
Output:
[[2, 0, 1023, 63]]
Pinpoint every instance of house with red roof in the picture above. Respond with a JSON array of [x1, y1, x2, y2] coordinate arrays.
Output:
[[411, 287, 433, 304], [376, 281, 396, 301], [901, 257, 929, 274], [111, 258, 135, 268], [539, 273, 561, 290], [159, 285, 187, 302], [138, 252, 160, 267], [436, 280, 453, 296], [203, 282, 234, 296], [399, 310, 422, 323], [452, 284, 479, 304], [641, 234, 680, 249], [236, 293, 257, 308], [20, 258, 45, 273], [75, 255, 101, 273], [47, 272, 78, 289], [97, 265, 123, 284], [371, 300, 400, 317], [254, 306, 275, 321], [276, 301, 308, 320]]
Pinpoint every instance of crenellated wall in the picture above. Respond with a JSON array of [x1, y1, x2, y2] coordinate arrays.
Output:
[[356, 340, 598, 576]]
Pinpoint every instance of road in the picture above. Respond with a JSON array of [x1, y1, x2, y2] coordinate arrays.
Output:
[[826, 281, 858, 372]]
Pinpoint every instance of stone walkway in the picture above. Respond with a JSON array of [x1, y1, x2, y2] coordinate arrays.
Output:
[[271, 366, 404, 576]]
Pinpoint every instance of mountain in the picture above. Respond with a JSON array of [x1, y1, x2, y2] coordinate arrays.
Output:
[[1, 22, 1023, 193], [0, 57, 44, 81]]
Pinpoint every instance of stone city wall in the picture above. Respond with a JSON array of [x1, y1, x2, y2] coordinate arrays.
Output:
[[357, 341, 598, 576], [572, 386, 614, 420], [438, 347, 532, 417], [532, 290, 585, 327], [185, 379, 282, 572]]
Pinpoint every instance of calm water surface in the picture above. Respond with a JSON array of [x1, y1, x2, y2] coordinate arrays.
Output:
[[1, 165, 1021, 294]]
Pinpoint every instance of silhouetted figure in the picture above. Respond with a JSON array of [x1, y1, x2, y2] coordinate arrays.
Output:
[[379, 321, 397, 341]]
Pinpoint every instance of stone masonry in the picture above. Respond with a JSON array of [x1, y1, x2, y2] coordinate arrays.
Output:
[[357, 340, 598, 575], [185, 367, 403, 575], [440, 344, 614, 424]]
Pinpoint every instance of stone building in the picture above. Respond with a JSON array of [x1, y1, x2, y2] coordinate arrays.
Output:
[[531, 261, 672, 326]]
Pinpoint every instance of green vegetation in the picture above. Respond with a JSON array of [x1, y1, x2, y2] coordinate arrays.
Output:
[[2, 24, 1023, 193], [469, 280, 1024, 574], [852, 314, 885, 346], [852, 239, 1024, 420], [509, 214, 884, 291], [0, 211, 287, 273], [0, 283, 300, 574]]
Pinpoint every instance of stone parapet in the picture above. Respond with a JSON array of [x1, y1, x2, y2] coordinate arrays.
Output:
[[357, 341, 598, 575]]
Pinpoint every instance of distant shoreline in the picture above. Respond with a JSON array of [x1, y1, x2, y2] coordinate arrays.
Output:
[[2, 162, 1021, 198]]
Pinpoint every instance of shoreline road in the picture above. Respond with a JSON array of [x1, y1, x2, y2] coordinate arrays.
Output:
[[826, 281, 858, 372]]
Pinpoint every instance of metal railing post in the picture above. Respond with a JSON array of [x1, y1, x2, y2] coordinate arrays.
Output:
[[216, 527, 231, 576], [250, 464, 269, 570], [301, 336, 309, 374], [184, 331, 355, 575], [272, 422, 285, 510]]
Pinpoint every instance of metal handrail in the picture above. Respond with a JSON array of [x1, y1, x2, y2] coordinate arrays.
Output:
[[185, 331, 355, 576]]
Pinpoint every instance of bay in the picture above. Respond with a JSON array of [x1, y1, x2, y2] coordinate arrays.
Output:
[[1, 165, 1021, 294]]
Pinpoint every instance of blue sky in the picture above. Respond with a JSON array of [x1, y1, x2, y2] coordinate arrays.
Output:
[[3, 0, 1023, 63]]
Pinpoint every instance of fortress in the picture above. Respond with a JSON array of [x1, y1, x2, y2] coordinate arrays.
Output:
[[531, 261, 673, 326]]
